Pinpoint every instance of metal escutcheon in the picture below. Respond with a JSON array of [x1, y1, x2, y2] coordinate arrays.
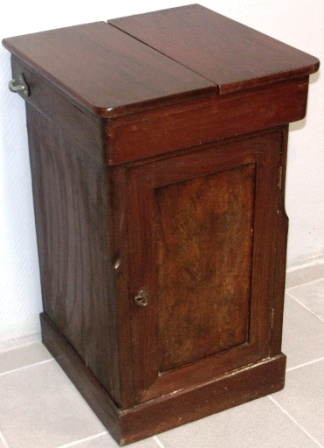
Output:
[[134, 287, 148, 307], [9, 73, 30, 97]]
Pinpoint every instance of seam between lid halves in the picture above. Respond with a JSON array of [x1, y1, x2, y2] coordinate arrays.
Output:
[[106, 21, 220, 95]]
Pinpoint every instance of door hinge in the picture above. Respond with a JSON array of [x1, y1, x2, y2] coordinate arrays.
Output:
[[277, 166, 283, 190], [271, 308, 275, 329]]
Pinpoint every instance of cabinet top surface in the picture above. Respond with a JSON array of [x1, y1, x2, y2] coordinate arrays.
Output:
[[3, 4, 319, 118]]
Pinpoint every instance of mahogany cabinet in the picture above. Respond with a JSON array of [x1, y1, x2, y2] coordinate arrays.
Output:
[[3, 5, 319, 445]]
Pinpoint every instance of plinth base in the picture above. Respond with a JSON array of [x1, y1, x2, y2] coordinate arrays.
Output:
[[41, 313, 286, 445]]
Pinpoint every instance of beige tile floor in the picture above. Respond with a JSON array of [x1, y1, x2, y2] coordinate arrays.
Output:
[[0, 264, 323, 448]]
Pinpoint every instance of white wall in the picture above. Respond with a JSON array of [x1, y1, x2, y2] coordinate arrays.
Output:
[[0, 0, 323, 346]]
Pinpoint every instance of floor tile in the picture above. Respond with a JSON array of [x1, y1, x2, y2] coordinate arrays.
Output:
[[1, 261, 323, 448], [272, 360, 324, 446], [0, 341, 52, 374], [0, 361, 105, 448], [282, 294, 324, 369], [285, 263, 324, 289], [62, 432, 161, 448], [288, 278, 324, 322], [157, 396, 319, 448], [0, 432, 9, 448]]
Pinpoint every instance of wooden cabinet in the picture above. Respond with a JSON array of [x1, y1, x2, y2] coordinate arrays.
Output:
[[3, 5, 319, 445]]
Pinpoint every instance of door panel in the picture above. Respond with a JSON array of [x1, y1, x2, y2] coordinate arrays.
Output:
[[156, 164, 255, 372], [127, 130, 282, 404]]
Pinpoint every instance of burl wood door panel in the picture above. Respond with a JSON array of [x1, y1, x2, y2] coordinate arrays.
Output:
[[156, 164, 254, 372], [127, 129, 282, 404]]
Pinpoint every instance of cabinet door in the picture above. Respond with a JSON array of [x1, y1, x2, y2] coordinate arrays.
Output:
[[126, 130, 282, 405]]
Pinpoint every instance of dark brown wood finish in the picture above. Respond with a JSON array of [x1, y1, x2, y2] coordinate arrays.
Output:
[[156, 163, 255, 371], [41, 312, 286, 446], [3, 4, 319, 445], [110, 4, 319, 94], [126, 129, 282, 404], [270, 126, 290, 356], [108, 76, 309, 165], [26, 104, 122, 402], [11, 56, 106, 162], [3, 22, 216, 118]]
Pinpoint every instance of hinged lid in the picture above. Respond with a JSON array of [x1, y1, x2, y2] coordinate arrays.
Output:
[[110, 4, 319, 95], [3, 4, 319, 118]]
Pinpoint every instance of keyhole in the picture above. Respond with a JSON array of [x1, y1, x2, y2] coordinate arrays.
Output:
[[134, 287, 148, 307]]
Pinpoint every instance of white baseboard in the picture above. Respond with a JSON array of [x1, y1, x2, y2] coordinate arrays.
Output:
[[0, 330, 41, 352]]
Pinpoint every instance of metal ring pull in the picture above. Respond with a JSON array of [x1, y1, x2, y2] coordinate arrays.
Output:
[[9, 73, 30, 97], [134, 287, 148, 307]]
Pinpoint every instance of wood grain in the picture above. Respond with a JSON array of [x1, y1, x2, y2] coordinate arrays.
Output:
[[126, 129, 282, 404], [156, 164, 255, 371], [3, 4, 318, 119], [11, 56, 106, 162], [3, 22, 215, 118], [270, 126, 289, 356], [110, 4, 319, 94], [27, 105, 121, 403], [41, 311, 286, 446], [108, 76, 309, 165], [3, 4, 319, 444]]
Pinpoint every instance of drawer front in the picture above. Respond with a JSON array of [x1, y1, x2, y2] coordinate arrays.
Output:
[[108, 77, 308, 165]]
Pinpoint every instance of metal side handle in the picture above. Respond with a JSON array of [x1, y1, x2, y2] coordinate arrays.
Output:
[[9, 73, 30, 97]]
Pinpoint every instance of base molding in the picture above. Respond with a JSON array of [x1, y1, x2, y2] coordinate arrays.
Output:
[[41, 312, 286, 446]]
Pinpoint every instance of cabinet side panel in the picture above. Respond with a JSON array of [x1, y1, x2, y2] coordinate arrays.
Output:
[[26, 105, 120, 400], [11, 56, 106, 163], [155, 164, 255, 371]]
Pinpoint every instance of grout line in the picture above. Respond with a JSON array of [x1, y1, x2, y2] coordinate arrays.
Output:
[[287, 357, 324, 373], [0, 335, 42, 354], [0, 340, 41, 354], [286, 275, 324, 290], [0, 431, 10, 448], [287, 261, 324, 274], [55, 431, 108, 448], [0, 358, 55, 377], [154, 435, 166, 448], [269, 396, 324, 448], [287, 292, 324, 324]]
